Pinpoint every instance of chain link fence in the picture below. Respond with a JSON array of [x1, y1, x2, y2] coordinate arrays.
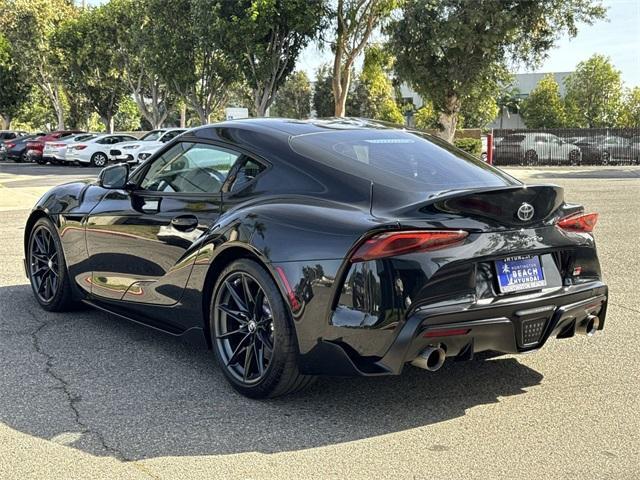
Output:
[[491, 128, 640, 166]]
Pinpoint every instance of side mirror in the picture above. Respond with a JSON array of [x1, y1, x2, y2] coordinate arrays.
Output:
[[99, 163, 130, 189]]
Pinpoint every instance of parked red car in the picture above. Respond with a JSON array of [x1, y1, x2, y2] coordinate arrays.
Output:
[[26, 130, 84, 164]]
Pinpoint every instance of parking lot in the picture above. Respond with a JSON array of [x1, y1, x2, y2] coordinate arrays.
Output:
[[0, 162, 639, 479]]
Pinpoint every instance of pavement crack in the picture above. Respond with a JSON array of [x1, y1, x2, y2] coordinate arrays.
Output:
[[27, 310, 130, 462]]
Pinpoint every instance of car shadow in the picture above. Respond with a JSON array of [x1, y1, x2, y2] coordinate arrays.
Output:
[[0, 284, 543, 461]]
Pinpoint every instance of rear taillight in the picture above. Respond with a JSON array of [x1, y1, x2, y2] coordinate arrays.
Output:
[[557, 212, 598, 233], [73, 145, 87, 150], [50, 143, 65, 147], [351, 230, 469, 262], [5, 143, 15, 149]]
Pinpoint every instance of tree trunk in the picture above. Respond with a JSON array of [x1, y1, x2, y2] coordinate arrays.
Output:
[[1, 115, 10, 129], [180, 103, 187, 128], [54, 103, 65, 131], [436, 94, 461, 144], [101, 115, 114, 133]]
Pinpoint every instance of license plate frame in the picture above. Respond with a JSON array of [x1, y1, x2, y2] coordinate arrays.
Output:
[[495, 255, 546, 294]]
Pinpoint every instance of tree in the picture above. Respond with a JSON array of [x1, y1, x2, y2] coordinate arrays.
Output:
[[332, 0, 397, 117], [0, 33, 30, 128], [520, 74, 567, 128], [114, 96, 142, 131], [413, 102, 440, 130], [145, 0, 239, 125], [349, 45, 403, 123], [313, 64, 335, 117], [619, 87, 640, 127], [107, 0, 174, 129], [271, 71, 312, 119], [388, 0, 606, 142], [564, 54, 623, 128], [496, 84, 522, 129], [53, 6, 129, 132], [0, 0, 78, 129], [216, 0, 325, 117]]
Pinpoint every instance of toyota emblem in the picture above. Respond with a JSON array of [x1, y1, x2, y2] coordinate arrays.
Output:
[[517, 202, 535, 222]]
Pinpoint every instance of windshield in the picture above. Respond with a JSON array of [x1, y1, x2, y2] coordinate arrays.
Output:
[[290, 130, 517, 194], [140, 130, 164, 141]]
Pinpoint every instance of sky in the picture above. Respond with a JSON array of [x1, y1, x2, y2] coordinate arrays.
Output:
[[89, 0, 640, 87]]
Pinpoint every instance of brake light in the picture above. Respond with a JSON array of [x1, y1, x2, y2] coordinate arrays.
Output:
[[557, 212, 598, 233], [424, 328, 470, 338], [5, 143, 15, 149], [50, 143, 66, 148], [73, 145, 87, 150], [351, 230, 469, 262]]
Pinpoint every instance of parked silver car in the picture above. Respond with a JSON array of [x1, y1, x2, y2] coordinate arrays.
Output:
[[494, 132, 582, 166]]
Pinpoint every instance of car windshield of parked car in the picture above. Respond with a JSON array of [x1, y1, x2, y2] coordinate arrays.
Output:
[[140, 130, 164, 141], [290, 129, 517, 194]]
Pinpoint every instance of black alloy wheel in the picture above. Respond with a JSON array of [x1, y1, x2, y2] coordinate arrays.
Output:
[[211, 259, 314, 398], [601, 151, 610, 165], [28, 218, 74, 311]]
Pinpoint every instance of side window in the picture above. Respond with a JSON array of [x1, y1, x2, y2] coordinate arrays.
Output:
[[161, 130, 183, 143], [225, 158, 267, 193], [534, 136, 547, 143], [139, 142, 240, 194]]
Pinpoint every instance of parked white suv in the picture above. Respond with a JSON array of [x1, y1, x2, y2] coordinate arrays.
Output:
[[110, 128, 186, 163]]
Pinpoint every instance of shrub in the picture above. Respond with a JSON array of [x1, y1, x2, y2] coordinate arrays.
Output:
[[454, 137, 482, 156]]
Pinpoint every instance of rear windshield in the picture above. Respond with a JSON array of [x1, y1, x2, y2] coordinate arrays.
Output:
[[289, 130, 517, 194]]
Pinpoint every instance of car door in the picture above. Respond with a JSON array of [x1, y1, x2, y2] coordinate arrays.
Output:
[[533, 135, 549, 163], [85, 140, 243, 305]]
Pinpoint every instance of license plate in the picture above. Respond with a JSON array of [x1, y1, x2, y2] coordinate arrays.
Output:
[[495, 255, 546, 293]]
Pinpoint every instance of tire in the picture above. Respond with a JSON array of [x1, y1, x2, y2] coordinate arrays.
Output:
[[601, 151, 610, 166], [27, 217, 75, 312], [14, 153, 23, 163], [569, 149, 581, 166], [210, 259, 314, 398], [35, 156, 46, 165], [524, 149, 538, 166], [481, 152, 487, 162], [90, 152, 108, 167]]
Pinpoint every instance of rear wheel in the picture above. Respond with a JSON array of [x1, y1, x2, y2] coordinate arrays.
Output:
[[210, 259, 314, 398], [27, 217, 75, 312], [601, 151, 610, 165], [524, 149, 538, 166], [90, 152, 108, 167]]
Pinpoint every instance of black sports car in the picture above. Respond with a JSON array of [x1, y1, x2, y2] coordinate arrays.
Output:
[[24, 118, 607, 398]]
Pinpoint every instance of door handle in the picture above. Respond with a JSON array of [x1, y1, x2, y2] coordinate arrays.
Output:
[[171, 215, 198, 232]]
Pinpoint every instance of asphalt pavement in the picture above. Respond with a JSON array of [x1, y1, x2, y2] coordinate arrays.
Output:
[[0, 162, 638, 479]]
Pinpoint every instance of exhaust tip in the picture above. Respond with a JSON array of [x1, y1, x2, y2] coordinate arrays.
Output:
[[411, 345, 446, 372], [578, 314, 600, 336]]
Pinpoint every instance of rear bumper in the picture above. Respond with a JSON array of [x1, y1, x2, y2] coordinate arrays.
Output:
[[299, 282, 608, 376]]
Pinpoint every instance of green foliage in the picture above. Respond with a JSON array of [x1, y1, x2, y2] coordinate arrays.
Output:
[[114, 96, 142, 131], [53, 6, 129, 131], [520, 74, 567, 128], [454, 137, 482, 156], [331, 0, 398, 116], [413, 102, 440, 130], [388, 0, 606, 141], [0, 33, 30, 126], [313, 64, 335, 118], [564, 54, 623, 128], [350, 46, 403, 123], [459, 83, 501, 129], [106, 0, 174, 129], [271, 71, 312, 119], [216, 0, 326, 116], [0, 0, 78, 129], [145, 0, 240, 124], [12, 87, 56, 131], [618, 87, 640, 127]]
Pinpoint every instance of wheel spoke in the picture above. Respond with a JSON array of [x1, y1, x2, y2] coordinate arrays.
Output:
[[257, 329, 273, 352], [217, 304, 247, 324], [252, 289, 264, 320], [243, 342, 254, 381], [254, 343, 264, 376], [241, 275, 255, 314], [34, 233, 46, 253], [226, 333, 251, 366], [216, 326, 247, 339], [225, 280, 248, 312]]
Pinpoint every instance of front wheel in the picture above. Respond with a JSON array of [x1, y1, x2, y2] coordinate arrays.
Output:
[[90, 152, 108, 167], [210, 259, 314, 398], [27, 217, 75, 311], [524, 149, 538, 166]]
